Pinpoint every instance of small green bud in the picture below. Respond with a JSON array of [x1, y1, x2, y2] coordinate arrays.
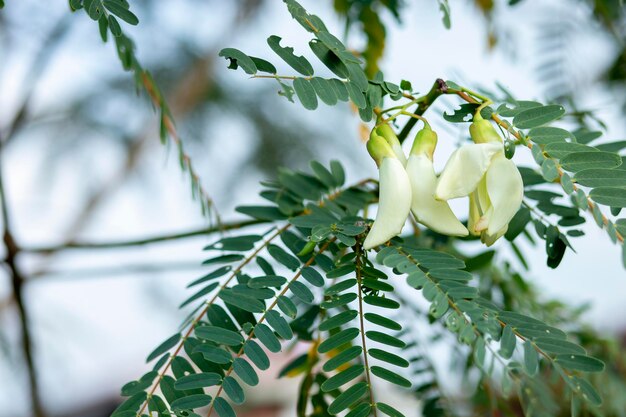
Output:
[[504, 139, 516, 159], [409, 125, 438, 159], [373, 124, 406, 165], [367, 134, 396, 166], [374, 124, 400, 147], [470, 119, 502, 144], [297, 240, 316, 256]]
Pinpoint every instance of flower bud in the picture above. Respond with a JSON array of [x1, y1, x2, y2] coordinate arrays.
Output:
[[409, 125, 438, 160], [367, 134, 397, 167], [469, 115, 502, 144], [372, 124, 407, 166]]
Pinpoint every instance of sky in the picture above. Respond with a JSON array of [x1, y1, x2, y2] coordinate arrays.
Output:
[[0, 0, 625, 416]]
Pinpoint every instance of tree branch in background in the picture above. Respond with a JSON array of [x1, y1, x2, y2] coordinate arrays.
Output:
[[0, 141, 46, 417], [22, 219, 264, 254]]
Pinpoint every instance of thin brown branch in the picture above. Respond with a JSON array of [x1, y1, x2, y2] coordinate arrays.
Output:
[[21, 219, 264, 254], [0, 141, 46, 417]]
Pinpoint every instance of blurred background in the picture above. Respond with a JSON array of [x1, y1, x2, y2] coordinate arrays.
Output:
[[0, 0, 625, 416]]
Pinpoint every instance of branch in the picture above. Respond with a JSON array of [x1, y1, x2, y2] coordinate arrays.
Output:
[[0, 141, 46, 417], [397, 78, 448, 143], [21, 219, 264, 254]]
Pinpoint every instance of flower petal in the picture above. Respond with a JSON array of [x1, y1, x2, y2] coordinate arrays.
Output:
[[481, 225, 508, 247], [435, 142, 502, 200], [467, 192, 481, 236], [363, 157, 412, 249], [485, 153, 524, 235], [406, 155, 468, 237]]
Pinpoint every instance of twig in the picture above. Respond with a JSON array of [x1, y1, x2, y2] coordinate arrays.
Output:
[[21, 219, 264, 254], [0, 140, 46, 417]]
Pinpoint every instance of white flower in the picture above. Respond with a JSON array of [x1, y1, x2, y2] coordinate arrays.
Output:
[[406, 127, 468, 237], [435, 117, 523, 246], [363, 135, 412, 250]]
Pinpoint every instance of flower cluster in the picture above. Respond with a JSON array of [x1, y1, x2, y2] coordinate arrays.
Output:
[[363, 115, 523, 250]]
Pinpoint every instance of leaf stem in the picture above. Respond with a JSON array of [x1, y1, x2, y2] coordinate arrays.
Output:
[[355, 242, 378, 416]]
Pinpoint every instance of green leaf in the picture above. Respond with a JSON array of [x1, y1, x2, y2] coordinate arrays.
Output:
[[574, 129, 602, 144], [179, 282, 219, 308], [244, 340, 270, 370], [146, 333, 180, 362], [589, 187, 626, 207], [236, 205, 287, 220], [574, 168, 626, 187], [266, 310, 293, 339], [233, 357, 259, 386], [218, 48, 257, 74], [513, 104, 565, 129], [365, 331, 406, 348], [250, 56, 276, 74], [346, 81, 367, 109], [330, 160, 345, 186], [193, 345, 232, 364], [319, 310, 358, 331], [499, 325, 516, 359], [368, 348, 409, 368], [363, 313, 402, 331], [534, 338, 586, 355], [213, 397, 236, 417], [202, 254, 244, 265], [437, 0, 451, 29], [247, 275, 287, 289], [528, 126, 573, 144], [170, 394, 212, 411], [293, 77, 319, 110], [428, 269, 472, 282], [377, 402, 405, 417], [371, 366, 411, 387], [195, 326, 243, 346], [159, 376, 181, 405], [174, 372, 221, 390], [571, 376, 602, 406], [98, 15, 108, 42], [544, 142, 598, 160], [277, 295, 298, 318], [318, 328, 360, 353], [322, 345, 363, 371], [254, 323, 281, 353], [523, 340, 539, 376], [363, 295, 399, 309], [289, 280, 315, 303], [346, 403, 372, 417], [326, 279, 357, 296], [267, 35, 313, 76], [326, 265, 356, 279], [309, 39, 349, 78], [268, 244, 300, 271], [321, 364, 364, 392], [321, 292, 357, 310], [206, 234, 262, 252], [187, 266, 231, 288], [329, 79, 349, 102], [107, 15, 122, 37], [219, 289, 265, 313], [102, 0, 138, 25], [560, 151, 622, 172], [301, 267, 324, 287], [555, 354, 605, 372], [328, 382, 368, 415], [310, 77, 338, 105], [541, 159, 559, 181], [222, 376, 245, 404]]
